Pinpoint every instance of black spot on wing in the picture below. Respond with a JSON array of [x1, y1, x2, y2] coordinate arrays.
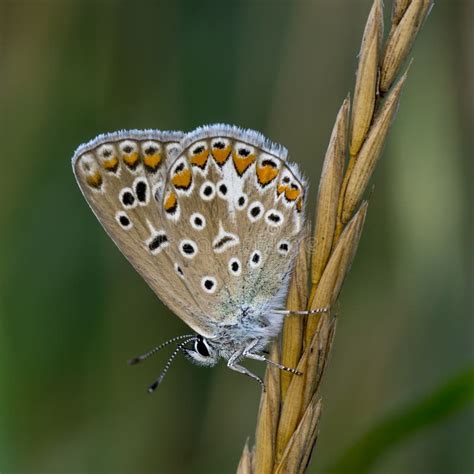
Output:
[[213, 235, 234, 250], [122, 192, 135, 206], [149, 234, 168, 252], [135, 181, 147, 203]]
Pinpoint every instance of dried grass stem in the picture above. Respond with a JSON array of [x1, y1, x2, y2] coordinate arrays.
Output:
[[237, 1, 432, 472]]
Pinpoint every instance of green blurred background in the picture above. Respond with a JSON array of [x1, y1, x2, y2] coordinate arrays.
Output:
[[0, 0, 472, 473]]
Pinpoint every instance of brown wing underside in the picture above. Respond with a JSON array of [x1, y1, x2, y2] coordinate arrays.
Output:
[[158, 133, 307, 325], [73, 130, 216, 337], [73, 126, 307, 335]]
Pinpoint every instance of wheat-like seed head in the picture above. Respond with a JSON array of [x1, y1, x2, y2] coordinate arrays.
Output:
[[237, 1, 432, 473]]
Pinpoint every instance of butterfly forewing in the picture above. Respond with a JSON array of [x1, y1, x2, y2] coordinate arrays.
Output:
[[158, 125, 307, 327], [72, 130, 216, 337]]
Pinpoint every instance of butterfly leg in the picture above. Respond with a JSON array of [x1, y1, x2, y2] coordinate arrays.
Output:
[[245, 352, 302, 376], [227, 351, 265, 390], [239, 338, 302, 376], [274, 307, 329, 316]]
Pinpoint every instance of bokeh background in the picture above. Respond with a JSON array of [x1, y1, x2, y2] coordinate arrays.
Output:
[[0, 0, 472, 473]]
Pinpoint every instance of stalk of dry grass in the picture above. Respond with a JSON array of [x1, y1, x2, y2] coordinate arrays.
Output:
[[237, 1, 432, 473]]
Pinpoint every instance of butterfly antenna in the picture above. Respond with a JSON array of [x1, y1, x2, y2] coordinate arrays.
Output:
[[128, 334, 195, 365], [148, 337, 197, 393]]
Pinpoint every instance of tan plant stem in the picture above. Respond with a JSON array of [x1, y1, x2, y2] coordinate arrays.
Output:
[[237, 1, 432, 472]]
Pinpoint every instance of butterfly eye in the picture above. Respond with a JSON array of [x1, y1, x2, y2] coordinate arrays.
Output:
[[184, 337, 218, 368], [194, 337, 210, 357]]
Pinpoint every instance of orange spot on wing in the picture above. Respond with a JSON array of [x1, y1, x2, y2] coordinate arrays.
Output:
[[102, 157, 118, 172], [285, 186, 301, 201], [233, 152, 256, 176], [123, 152, 140, 169], [190, 149, 209, 168], [171, 168, 192, 190], [164, 191, 177, 212], [143, 153, 162, 172], [257, 165, 279, 186], [277, 184, 287, 195], [86, 171, 103, 189], [211, 145, 231, 166]]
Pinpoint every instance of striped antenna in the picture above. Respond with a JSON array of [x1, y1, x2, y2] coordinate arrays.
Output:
[[128, 334, 195, 365], [148, 337, 197, 393]]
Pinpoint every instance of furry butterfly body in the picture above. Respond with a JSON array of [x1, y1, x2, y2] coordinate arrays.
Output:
[[72, 124, 322, 389]]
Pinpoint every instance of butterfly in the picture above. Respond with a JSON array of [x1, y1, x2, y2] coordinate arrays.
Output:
[[72, 124, 326, 391]]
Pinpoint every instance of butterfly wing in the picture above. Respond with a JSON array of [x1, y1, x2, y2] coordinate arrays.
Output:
[[158, 125, 306, 328], [72, 130, 216, 337]]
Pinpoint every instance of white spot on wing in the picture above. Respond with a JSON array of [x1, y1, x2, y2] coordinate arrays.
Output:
[[200, 181, 216, 201], [228, 258, 242, 276], [265, 209, 284, 227], [216, 180, 229, 199], [146, 230, 169, 255], [141, 140, 161, 155], [248, 201, 264, 222], [190, 212, 206, 230], [115, 211, 133, 230], [174, 262, 185, 279], [119, 140, 138, 154], [180, 239, 198, 259], [236, 193, 248, 210], [277, 240, 291, 255], [133, 177, 150, 205], [119, 187, 137, 209], [201, 276, 217, 294], [212, 223, 240, 254], [249, 250, 263, 268]]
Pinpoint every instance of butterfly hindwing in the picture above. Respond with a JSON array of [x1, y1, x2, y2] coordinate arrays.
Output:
[[159, 125, 307, 327], [72, 130, 216, 337]]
